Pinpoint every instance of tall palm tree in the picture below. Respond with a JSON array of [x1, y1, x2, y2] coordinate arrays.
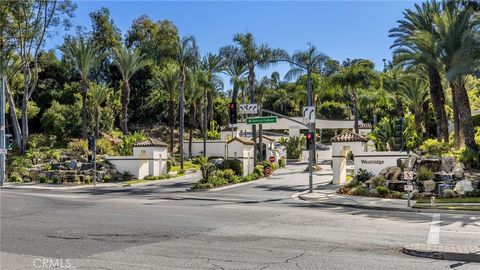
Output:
[[431, 2, 479, 150], [202, 53, 224, 129], [63, 37, 101, 139], [176, 36, 199, 169], [400, 78, 429, 132], [332, 59, 377, 134], [272, 88, 296, 115], [224, 32, 285, 164], [382, 64, 406, 117], [185, 69, 205, 158], [156, 64, 179, 156], [88, 82, 112, 138], [113, 46, 146, 135], [223, 59, 248, 103], [390, 1, 449, 142]]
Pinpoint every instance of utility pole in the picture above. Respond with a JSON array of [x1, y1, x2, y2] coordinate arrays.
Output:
[[0, 77, 5, 187]]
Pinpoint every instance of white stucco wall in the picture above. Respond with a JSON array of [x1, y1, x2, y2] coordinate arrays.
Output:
[[226, 140, 254, 176], [106, 146, 168, 180], [106, 157, 149, 179], [183, 140, 226, 158]]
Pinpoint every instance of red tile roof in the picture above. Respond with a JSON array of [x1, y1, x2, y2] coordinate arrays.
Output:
[[359, 123, 373, 129], [331, 132, 368, 142], [133, 138, 168, 147], [227, 137, 255, 145]]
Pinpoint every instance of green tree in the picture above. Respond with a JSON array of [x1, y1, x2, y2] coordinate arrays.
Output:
[[400, 78, 429, 132], [390, 1, 449, 142], [222, 59, 247, 103], [88, 82, 112, 138], [113, 46, 146, 135]]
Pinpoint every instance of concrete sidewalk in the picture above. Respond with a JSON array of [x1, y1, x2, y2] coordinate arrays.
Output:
[[298, 183, 414, 211]]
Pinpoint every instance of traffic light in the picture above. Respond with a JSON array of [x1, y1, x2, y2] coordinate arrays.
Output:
[[5, 134, 13, 151], [87, 135, 96, 152], [229, 102, 237, 124], [394, 118, 403, 151], [306, 132, 314, 150]]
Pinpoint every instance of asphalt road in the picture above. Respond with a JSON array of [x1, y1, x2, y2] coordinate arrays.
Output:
[[1, 162, 479, 270]]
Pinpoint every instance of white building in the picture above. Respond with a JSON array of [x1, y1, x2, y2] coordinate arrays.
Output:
[[226, 137, 255, 176], [106, 138, 168, 180]]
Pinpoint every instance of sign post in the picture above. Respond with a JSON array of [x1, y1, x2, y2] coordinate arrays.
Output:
[[404, 170, 414, 207]]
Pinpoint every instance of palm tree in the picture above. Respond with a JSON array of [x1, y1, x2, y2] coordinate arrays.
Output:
[[390, 1, 449, 142], [332, 59, 377, 133], [382, 64, 406, 117], [185, 69, 205, 158], [223, 59, 248, 103], [88, 82, 112, 138], [431, 2, 479, 151], [156, 64, 179, 156], [63, 37, 101, 139], [400, 78, 429, 132], [176, 36, 199, 169], [202, 53, 224, 129], [272, 88, 296, 115], [224, 32, 286, 164], [113, 46, 146, 135]]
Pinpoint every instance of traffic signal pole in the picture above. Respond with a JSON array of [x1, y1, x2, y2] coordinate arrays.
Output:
[[307, 69, 313, 193]]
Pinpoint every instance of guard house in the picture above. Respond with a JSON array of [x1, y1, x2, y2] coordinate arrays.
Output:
[[106, 138, 168, 179], [331, 132, 408, 185], [226, 137, 254, 176]]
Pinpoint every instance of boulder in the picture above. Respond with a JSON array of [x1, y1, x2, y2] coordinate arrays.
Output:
[[379, 168, 388, 176], [440, 157, 454, 172], [405, 156, 417, 170], [391, 170, 401, 181], [454, 180, 474, 195], [453, 167, 464, 179], [423, 180, 436, 192], [66, 160, 77, 170]]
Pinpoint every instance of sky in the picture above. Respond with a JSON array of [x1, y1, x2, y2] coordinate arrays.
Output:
[[46, 0, 420, 81]]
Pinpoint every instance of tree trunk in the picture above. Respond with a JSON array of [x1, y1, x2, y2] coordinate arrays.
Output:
[[249, 67, 257, 166], [232, 84, 238, 104], [453, 82, 477, 151], [352, 87, 359, 134], [414, 111, 422, 133], [81, 79, 88, 139], [207, 89, 213, 129], [427, 66, 449, 142], [120, 81, 130, 135], [20, 66, 29, 154], [203, 88, 207, 158], [452, 89, 462, 148], [169, 96, 175, 156], [179, 66, 185, 169], [188, 102, 196, 159], [395, 95, 404, 117], [5, 83, 22, 148], [94, 108, 100, 138]]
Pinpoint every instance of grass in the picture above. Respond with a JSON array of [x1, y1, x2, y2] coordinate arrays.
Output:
[[124, 179, 148, 185], [416, 197, 480, 204], [170, 161, 200, 171]]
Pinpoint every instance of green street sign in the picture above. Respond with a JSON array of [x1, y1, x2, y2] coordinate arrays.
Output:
[[246, 116, 277, 124]]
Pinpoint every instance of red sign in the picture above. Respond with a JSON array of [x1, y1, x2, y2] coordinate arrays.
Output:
[[269, 156, 275, 163], [264, 166, 272, 176]]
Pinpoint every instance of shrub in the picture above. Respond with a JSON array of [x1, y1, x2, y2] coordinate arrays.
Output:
[[219, 159, 243, 176], [417, 166, 434, 181], [278, 136, 305, 159], [243, 173, 261, 182], [355, 169, 374, 183], [9, 172, 23, 182], [278, 157, 286, 168], [166, 159, 172, 172], [192, 182, 214, 190], [346, 180, 361, 188], [178, 169, 186, 175], [442, 189, 455, 198], [96, 138, 116, 155], [419, 139, 451, 157], [337, 186, 350, 194], [370, 176, 386, 188], [213, 169, 239, 184], [68, 139, 88, 157], [457, 147, 480, 169], [388, 191, 403, 199], [376, 186, 390, 197], [254, 165, 264, 177], [74, 177, 81, 184], [116, 131, 148, 156], [52, 175, 61, 184], [207, 175, 228, 187], [350, 186, 368, 196], [28, 170, 41, 182], [84, 175, 92, 184], [38, 176, 49, 183], [122, 171, 134, 181], [465, 190, 480, 197], [103, 175, 111, 183]]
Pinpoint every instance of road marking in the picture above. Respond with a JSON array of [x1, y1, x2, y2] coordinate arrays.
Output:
[[427, 213, 440, 245]]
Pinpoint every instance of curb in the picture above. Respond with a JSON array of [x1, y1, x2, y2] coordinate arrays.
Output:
[[296, 193, 478, 214], [188, 174, 274, 192], [403, 244, 480, 263]]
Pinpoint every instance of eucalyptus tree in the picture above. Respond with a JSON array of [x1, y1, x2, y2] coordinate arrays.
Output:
[[64, 37, 101, 139], [88, 82, 112, 138], [176, 36, 199, 169], [390, 1, 449, 142], [332, 59, 377, 134], [431, 2, 480, 150], [223, 32, 286, 164], [113, 46, 146, 135], [400, 78, 429, 132]]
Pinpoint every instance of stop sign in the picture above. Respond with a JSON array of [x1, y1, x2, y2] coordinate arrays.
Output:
[[263, 166, 272, 176], [269, 156, 275, 163]]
